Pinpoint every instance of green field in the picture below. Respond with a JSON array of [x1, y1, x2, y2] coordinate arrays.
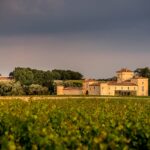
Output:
[[0, 97, 150, 150]]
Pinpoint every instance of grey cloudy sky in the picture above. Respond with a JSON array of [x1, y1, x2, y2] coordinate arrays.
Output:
[[0, 0, 150, 78]]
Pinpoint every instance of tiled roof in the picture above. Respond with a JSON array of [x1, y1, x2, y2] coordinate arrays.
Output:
[[116, 68, 133, 73], [108, 81, 137, 86], [133, 76, 148, 79]]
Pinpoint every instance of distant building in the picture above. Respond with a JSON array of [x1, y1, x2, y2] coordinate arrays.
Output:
[[0, 76, 13, 83], [57, 86, 83, 95], [57, 68, 149, 96]]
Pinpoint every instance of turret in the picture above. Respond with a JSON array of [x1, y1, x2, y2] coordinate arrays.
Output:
[[116, 68, 134, 82]]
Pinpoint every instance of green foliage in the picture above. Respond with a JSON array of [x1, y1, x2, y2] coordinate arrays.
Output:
[[13, 68, 34, 85], [28, 84, 49, 95], [31, 69, 45, 85], [10, 67, 83, 94], [134, 67, 150, 78], [0, 82, 12, 96], [63, 80, 83, 87], [98, 76, 117, 81], [0, 82, 25, 96], [52, 69, 83, 80], [11, 82, 25, 96], [0, 98, 149, 149]]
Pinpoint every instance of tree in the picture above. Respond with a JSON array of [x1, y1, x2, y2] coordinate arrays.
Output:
[[32, 69, 45, 85], [9, 72, 14, 77], [11, 82, 25, 96], [0, 82, 12, 96], [10, 67, 83, 95], [28, 84, 49, 95], [51, 71, 61, 80], [13, 67, 34, 85], [0, 81, 25, 96], [134, 67, 150, 78], [52, 69, 83, 80]]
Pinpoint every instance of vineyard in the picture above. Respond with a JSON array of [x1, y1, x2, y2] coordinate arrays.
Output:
[[0, 97, 150, 150]]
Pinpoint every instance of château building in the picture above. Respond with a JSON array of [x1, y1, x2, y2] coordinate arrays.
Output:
[[57, 68, 149, 96]]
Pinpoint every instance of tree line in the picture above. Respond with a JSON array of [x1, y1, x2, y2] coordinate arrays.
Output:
[[0, 67, 83, 96], [0, 67, 150, 96]]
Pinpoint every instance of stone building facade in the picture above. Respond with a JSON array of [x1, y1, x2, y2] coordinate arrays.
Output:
[[57, 68, 149, 96], [57, 86, 83, 95]]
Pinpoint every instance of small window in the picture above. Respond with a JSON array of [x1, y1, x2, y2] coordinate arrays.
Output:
[[142, 82, 144, 85], [128, 87, 130, 90], [121, 87, 123, 90], [142, 86, 144, 92]]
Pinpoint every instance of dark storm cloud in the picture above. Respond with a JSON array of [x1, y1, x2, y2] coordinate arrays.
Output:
[[0, 0, 150, 78], [0, 0, 150, 35]]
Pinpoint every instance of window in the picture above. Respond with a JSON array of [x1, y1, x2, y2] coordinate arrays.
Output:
[[128, 87, 130, 90], [142, 86, 144, 92], [121, 87, 123, 90], [142, 82, 144, 85]]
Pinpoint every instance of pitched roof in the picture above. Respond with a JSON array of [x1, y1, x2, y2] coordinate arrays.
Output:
[[116, 68, 133, 73], [108, 81, 137, 86], [133, 76, 148, 79]]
